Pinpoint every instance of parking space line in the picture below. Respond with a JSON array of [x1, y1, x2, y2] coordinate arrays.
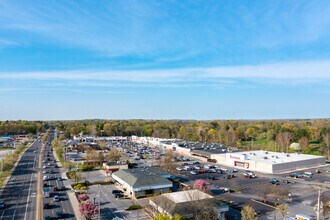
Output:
[[12, 210, 16, 220], [0, 210, 5, 219]]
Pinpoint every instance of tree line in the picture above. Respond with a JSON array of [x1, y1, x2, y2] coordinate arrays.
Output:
[[1, 119, 330, 158], [0, 120, 48, 135], [53, 119, 330, 158]]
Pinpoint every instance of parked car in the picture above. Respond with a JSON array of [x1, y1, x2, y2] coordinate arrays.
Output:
[[115, 193, 124, 198], [194, 166, 201, 170], [208, 177, 218, 180], [289, 173, 298, 178], [43, 203, 50, 209], [190, 171, 198, 175], [176, 167, 183, 171], [207, 169, 216, 173], [0, 200, 6, 209], [56, 210, 63, 218], [53, 187, 59, 191], [112, 190, 123, 194], [53, 195, 60, 202]]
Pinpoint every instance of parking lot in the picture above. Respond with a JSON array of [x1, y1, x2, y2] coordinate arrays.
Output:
[[104, 141, 330, 219], [88, 184, 151, 220], [173, 158, 330, 219]]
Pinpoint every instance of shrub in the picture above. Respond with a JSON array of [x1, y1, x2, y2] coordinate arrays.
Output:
[[78, 194, 89, 202], [126, 204, 142, 210], [81, 165, 94, 171], [73, 182, 89, 190]]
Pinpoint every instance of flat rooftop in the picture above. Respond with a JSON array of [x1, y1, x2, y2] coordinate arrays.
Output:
[[229, 150, 325, 164], [162, 189, 213, 203]]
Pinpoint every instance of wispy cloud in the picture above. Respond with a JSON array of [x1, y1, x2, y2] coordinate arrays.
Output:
[[1, 60, 330, 84]]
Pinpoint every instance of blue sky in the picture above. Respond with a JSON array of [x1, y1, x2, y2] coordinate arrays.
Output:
[[1, 0, 330, 120]]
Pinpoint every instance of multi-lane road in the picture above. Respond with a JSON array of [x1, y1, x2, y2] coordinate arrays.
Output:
[[43, 131, 75, 219], [0, 130, 76, 220], [0, 139, 41, 220]]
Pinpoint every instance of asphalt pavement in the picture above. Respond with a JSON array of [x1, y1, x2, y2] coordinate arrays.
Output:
[[43, 131, 75, 220], [0, 139, 41, 220]]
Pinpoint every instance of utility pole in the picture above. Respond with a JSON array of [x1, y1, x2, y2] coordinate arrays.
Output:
[[1, 157, 3, 173], [317, 188, 321, 220]]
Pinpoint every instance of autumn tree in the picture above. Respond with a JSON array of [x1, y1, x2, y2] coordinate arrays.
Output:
[[160, 149, 177, 173], [107, 148, 121, 162], [275, 203, 289, 220], [241, 205, 258, 220], [323, 132, 330, 160], [298, 136, 309, 151], [277, 132, 293, 153], [85, 149, 98, 162]]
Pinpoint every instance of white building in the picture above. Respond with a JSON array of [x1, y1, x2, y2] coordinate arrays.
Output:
[[211, 150, 326, 173], [149, 189, 229, 219]]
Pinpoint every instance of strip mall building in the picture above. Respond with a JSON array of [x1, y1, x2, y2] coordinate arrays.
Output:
[[211, 150, 326, 174]]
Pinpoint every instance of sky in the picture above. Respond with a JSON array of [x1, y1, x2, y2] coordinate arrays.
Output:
[[1, 0, 330, 120]]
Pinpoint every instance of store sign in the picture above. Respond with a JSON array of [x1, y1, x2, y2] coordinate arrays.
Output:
[[229, 155, 242, 160]]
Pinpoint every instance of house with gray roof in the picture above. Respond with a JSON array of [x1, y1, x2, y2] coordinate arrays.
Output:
[[112, 168, 173, 198]]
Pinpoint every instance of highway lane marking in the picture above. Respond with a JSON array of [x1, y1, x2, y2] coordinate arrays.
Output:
[[23, 173, 34, 220]]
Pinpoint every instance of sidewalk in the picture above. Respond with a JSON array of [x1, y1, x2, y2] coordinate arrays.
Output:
[[53, 150, 85, 220]]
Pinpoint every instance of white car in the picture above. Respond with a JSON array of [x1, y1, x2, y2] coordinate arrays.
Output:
[[43, 175, 48, 181], [190, 171, 198, 175], [176, 167, 183, 171]]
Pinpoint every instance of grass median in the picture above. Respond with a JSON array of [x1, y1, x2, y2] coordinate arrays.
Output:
[[0, 144, 28, 188]]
